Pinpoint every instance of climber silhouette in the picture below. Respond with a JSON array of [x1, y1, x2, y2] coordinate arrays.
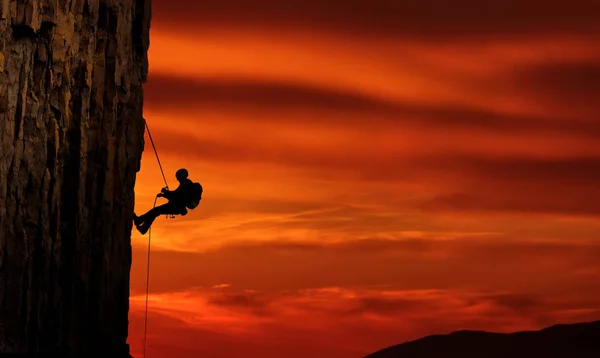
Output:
[[133, 168, 203, 235]]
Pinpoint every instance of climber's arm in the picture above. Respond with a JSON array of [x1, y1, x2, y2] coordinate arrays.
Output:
[[159, 187, 176, 200]]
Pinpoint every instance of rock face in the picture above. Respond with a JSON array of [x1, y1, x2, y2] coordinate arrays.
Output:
[[0, 0, 150, 356], [365, 320, 600, 358]]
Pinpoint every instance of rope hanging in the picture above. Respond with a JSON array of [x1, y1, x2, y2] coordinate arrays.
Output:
[[142, 119, 168, 358], [145, 120, 169, 190], [143, 196, 157, 358]]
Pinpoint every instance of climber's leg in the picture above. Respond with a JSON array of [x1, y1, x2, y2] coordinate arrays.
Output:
[[137, 203, 172, 223], [136, 221, 152, 235], [135, 212, 160, 235], [132, 213, 143, 226], [134, 203, 183, 235]]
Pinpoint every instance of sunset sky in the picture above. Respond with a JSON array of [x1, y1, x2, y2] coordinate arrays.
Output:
[[127, 1, 600, 357]]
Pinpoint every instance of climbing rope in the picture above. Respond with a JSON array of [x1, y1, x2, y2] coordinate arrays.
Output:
[[142, 119, 168, 358], [142, 195, 158, 358], [144, 119, 169, 190]]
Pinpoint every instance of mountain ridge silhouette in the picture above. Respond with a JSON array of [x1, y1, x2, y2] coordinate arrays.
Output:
[[365, 320, 600, 358]]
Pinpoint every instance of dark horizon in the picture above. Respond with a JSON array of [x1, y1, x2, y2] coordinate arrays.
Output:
[[367, 319, 600, 357]]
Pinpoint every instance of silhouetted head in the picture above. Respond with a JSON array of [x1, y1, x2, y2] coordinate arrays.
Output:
[[175, 168, 188, 182]]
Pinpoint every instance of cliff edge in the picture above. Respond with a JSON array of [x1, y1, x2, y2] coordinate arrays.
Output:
[[0, 0, 150, 356]]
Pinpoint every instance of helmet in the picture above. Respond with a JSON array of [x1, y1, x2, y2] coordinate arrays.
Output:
[[175, 168, 188, 180]]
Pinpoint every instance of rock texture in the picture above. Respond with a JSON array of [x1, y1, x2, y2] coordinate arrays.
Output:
[[0, 0, 150, 356], [365, 320, 600, 358]]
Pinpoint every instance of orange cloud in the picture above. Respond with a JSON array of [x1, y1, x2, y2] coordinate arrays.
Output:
[[144, 74, 600, 138], [129, 237, 600, 299], [128, 286, 600, 358], [150, 0, 600, 39], [146, 29, 600, 115]]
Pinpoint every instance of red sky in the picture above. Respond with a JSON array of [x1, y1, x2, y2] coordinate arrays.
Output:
[[127, 1, 600, 357]]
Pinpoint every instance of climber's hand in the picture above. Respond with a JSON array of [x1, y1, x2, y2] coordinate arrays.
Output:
[[157, 193, 164, 197], [161, 187, 168, 193]]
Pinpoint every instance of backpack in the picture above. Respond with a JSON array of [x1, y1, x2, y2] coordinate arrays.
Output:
[[186, 182, 203, 209]]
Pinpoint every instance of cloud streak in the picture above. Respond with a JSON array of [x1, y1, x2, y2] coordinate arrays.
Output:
[[145, 74, 600, 137], [130, 237, 600, 297], [128, 286, 600, 358], [151, 0, 600, 38], [137, 120, 600, 216]]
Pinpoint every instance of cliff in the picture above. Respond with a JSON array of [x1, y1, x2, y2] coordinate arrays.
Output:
[[365, 320, 600, 358], [0, 0, 150, 356]]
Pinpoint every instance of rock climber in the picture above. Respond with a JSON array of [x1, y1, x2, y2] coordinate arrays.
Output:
[[133, 168, 203, 235]]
